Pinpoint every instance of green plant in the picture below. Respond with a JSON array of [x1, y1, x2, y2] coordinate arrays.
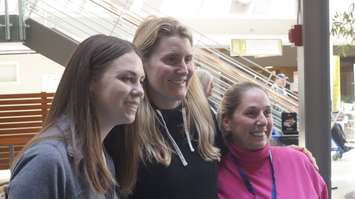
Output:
[[331, 2, 355, 56]]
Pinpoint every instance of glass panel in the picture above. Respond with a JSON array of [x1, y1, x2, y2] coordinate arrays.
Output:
[[0, 63, 18, 83]]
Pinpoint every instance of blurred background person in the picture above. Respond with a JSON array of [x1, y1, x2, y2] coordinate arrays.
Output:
[[272, 73, 288, 96], [196, 68, 217, 113]]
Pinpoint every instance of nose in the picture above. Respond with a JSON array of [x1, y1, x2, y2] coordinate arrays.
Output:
[[176, 61, 190, 75], [131, 83, 144, 98], [256, 113, 268, 126]]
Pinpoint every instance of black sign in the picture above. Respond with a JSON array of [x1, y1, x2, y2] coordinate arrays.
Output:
[[281, 112, 298, 135]]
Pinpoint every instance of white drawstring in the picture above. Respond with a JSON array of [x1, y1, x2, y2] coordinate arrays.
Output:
[[156, 108, 194, 167], [182, 107, 195, 152]]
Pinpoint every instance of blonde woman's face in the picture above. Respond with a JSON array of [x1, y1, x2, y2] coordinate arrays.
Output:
[[144, 36, 193, 109], [223, 88, 273, 150]]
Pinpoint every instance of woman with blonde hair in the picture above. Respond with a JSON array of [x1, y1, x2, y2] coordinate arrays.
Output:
[[105, 16, 317, 199], [7, 34, 145, 199], [106, 16, 222, 199]]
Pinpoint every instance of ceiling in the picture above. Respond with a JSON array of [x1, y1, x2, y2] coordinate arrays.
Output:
[[0, 0, 353, 54], [124, 0, 355, 47]]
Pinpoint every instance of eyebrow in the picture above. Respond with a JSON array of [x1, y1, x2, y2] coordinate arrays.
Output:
[[245, 105, 272, 110], [164, 48, 193, 56], [117, 70, 145, 77]]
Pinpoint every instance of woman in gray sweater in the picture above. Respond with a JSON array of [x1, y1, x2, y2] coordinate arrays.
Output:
[[6, 34, 145, 199]]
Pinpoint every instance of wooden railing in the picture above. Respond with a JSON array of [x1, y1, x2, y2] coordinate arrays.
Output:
[[0, 92, 54, 170]]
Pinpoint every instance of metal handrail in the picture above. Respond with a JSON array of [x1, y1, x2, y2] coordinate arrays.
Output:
[[22, 0, 298, 132], [92, 0, 298, 101], [4, 0, 11, 40]]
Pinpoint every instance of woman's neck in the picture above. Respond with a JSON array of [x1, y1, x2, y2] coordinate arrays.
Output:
[[155, 101, 180, 109], [149, 94, 182, 110], [97, 116, 117, 142], [228, 143, 270, 167], [100, 124, 114, 143], [146, 85, 184, 109]]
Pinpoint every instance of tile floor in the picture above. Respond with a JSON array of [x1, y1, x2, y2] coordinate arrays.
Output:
[[0, 170, 10, 199], [332, 148, 355, 199]]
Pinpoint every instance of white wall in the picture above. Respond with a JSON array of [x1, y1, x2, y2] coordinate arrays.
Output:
[[0, 53, 64, 94]]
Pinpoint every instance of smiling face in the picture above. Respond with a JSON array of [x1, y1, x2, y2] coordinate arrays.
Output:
[[223, 88, 273, 151], [144, 36, 193, 109], [92, 51, 145, 126]]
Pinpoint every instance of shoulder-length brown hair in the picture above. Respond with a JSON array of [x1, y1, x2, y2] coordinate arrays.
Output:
[[20, 34, 141, 194]]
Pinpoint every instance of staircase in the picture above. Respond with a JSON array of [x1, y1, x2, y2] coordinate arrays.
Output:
[[2, 0, 300, 133]]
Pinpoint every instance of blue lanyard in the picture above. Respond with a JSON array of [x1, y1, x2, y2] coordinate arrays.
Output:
[[230, 150, 277, 199]]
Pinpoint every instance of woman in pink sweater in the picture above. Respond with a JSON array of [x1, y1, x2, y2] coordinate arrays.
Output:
[[217, 82, 328, 199]]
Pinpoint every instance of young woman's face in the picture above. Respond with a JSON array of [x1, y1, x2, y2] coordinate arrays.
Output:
[[144, 36, 193, 109], [223, 88, 273, 151], [92, 52, 145, 125]]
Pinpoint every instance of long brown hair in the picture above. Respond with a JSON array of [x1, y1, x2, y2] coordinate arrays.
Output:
[[131, 16, 220, 165], [19, 34, 141, 194]]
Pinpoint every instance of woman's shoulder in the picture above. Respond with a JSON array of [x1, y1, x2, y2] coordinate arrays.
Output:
[[13, 139, 68, 172], [26, 139, 66, 157], [270, 146, 321, 176], [8, 140, 79, 199], [271, 146, 310, 162]]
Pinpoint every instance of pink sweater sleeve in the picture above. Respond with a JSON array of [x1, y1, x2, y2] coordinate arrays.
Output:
[[217, 146, 329, 199], [272, 147, 329, 199]]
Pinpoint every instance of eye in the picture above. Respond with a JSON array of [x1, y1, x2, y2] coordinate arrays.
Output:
[[184, 55, 193, 64], [163, 54, 180, 65], [120, 75, 136, 83], [245, 111, 257, 118], [264, 110, 272, 117], [139, 76, 145, 84]]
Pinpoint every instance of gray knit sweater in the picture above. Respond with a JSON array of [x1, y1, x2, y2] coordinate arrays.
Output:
[[6, 117, 118, 199]]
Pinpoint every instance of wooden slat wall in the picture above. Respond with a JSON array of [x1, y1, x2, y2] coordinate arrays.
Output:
[[0, 92, 54, 170]]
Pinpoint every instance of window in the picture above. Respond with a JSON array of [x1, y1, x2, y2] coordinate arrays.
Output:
[[0, 62, 18, 83]]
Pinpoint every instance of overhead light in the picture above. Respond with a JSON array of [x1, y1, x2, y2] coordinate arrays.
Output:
[[265, 66, 274, 69], [235, 0, 253, 5], [0, 63, 18, 83], [230, 39, 282, 57]]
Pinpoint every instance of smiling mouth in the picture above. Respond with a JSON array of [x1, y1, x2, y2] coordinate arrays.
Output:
[[250, 131, 266, 137], [125, 101, 139, 110], [169, 79, 187, 86]]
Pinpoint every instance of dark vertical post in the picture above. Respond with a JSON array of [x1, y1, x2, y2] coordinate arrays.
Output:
[[301, 0, 331, 196]]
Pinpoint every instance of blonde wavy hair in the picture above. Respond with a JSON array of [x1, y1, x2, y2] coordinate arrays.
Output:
[[132, 16, 220, 165]]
